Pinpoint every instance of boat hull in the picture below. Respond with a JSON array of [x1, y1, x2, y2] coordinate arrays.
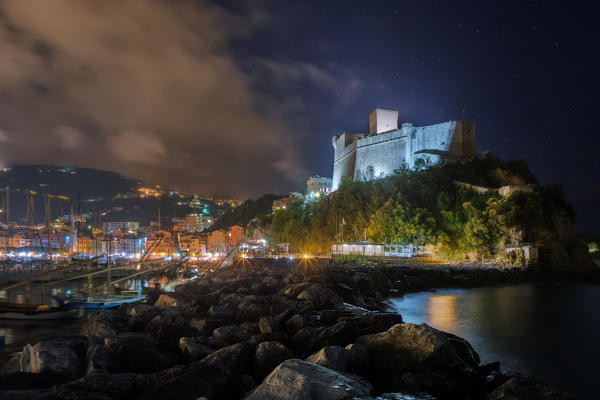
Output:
[[63, 296, 142, 310], [0, 306, 84, 320]]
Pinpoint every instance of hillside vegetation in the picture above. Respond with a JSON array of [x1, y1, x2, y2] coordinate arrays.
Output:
[[269, 155, 592, 271]]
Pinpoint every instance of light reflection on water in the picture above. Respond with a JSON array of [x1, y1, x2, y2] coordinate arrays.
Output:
[[388, 283, 600, 399]]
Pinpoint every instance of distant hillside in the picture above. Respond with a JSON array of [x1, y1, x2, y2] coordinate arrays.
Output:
[[210, 194, 280, 232], [0, 165, 230, 227]]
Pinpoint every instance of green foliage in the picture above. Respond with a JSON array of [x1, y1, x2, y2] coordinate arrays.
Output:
[[267, 155, 577, 260], [211, 194, 280, 231]]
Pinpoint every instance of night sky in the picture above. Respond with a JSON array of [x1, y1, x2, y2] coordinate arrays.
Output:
[[0, 1, 598, 231]]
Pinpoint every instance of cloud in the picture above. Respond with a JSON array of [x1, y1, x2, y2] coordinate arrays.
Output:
[[55, 125, 83, 150], [0, 0, 318, 197], [108, 131, 167, 165]]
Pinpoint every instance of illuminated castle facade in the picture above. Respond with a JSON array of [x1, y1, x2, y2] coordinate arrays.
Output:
[[331, 109, 477, 190]]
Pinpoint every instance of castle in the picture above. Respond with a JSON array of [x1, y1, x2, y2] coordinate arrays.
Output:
[[331, 109, 477, 190]]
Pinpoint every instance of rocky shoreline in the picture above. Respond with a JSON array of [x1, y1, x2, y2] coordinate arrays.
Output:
[[0, 260, 581, 399]]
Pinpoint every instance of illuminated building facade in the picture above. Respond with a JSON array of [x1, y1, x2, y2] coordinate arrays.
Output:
[[332, 109, 477, 190]]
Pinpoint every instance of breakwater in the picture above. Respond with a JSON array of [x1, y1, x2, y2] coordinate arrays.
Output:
[[0, 259, 582, 399]]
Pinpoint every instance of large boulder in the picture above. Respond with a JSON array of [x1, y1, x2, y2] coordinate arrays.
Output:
[[296, 284, 343, 310], [306, 343, 369, 375], [213, 322, 259, 345], [357, 323, 485, 397], [306, 346, 347, 372], [236, 300, 268, 323], [84, 344, 117, 375], [144, 313, 200, 348], [485, 377, 575, 400], [284, 314, 305, 335], [207, 303, 236, 320], [138, 342, 256, 399], [128, 308, 159, 332], [255, 341, 294, 379], [80, 312, 129, 337], [314, 312, 403, 349], [244, 359, 374, 400], [190, 318, 229, 335], [179, 337, 216, 362], [51, 372, 150, 400], [20, 341, 83, 379], [259, 316, 280, 334]]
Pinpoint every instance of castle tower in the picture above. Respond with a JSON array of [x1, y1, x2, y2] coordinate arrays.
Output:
[[369, 109, 398, 134]]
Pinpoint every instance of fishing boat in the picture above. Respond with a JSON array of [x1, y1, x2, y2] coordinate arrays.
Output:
[[60, 294, 141, 310], [0, 301, 84, 320]]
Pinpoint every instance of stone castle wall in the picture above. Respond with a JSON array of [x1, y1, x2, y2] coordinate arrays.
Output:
[[332, 117, 476, 191]]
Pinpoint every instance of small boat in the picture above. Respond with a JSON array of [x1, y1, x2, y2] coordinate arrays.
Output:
[[61, 295, 142, 310], [0, 302, 84, 320]]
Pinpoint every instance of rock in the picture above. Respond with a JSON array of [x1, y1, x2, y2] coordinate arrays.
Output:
[[52, 372, 150, 400], [259, 316, 279, 334], [255, 341, 294, 379], [344, 343, 370, 375], [145, 313, 200, 348], [213, 322, 259, 344], [282, 282, 313, 298], [236, 300, 268, 322], [207, 303, 236, 320], [485, 376, 575, 400], [274, 308, 296, 325], [154, 293, 186, 308], [354, 394, 436, 399], [319, 310, 343, 325], [284, 314, 305, 334], [84, 345, 116, 375], [118, 345, 181, 373], [0, 352, 22, 376], [199, 341, 256, 375], [138, 342, 256, 399], [104, 332, 146, 349], [297, 284, 343, 310], [80, 312, 129, 337], [306, 346, 347, 372], [305, 343, 369, 375], [244, 358, 374, 400], [289, 326, 326, 354], [128, 308, 158, 332], [190, 318, 229, 335], [313, 312, 403, 350], [20, 341, 83, 379], [357, 323, 485, 396], [179, 337, 216, 362], [125, 302, 154, 316]]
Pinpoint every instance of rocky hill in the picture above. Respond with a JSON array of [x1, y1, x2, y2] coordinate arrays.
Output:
[[0, 165, 229, 227]]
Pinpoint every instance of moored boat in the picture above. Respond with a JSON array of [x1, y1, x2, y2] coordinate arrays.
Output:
[[0, 302, 84, 320], [61, 295, 142, 310]]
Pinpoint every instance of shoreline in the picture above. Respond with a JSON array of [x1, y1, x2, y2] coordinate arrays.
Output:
[[1, 259, 590, 399]]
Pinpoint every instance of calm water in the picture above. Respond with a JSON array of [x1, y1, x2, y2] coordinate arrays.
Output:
[[388, 283, 600, 399]]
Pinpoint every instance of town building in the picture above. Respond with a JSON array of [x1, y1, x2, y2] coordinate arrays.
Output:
[[178, 232, 206, 255], [272, 197, 292, 212], [208, 230, 228, 253], [228, 225, 244, 247], [102, 221, 140, 234], [307, 176, 332, 197], [184, 213, 214, 232], [146, 230, 175, 257], [332, 109, 477, 190]]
